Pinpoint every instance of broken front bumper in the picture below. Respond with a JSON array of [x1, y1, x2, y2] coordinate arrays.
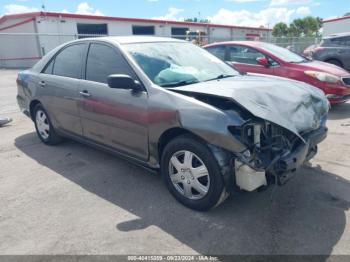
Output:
[[271, 125, 328, 185], [229, 120, 328, 192]]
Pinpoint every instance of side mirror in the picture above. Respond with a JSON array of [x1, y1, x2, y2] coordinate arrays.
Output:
[[107, 74, 142, 91], [256, 57, 269, 67]]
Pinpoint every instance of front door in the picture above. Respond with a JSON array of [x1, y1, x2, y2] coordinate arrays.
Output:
[[226, 45, 276, 76], [78, 42, 149, 161]]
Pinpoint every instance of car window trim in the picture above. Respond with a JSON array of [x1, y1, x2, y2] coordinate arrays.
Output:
[[41, 57, 54, 75]]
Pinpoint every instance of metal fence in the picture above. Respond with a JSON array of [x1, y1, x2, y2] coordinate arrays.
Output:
[[0, 33, 321, 68], [269, 36, 321, 54]]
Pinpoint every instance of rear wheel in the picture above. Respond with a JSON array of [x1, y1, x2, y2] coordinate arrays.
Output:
[[161, 135, 227, 211], [33, 104, 63, 145]]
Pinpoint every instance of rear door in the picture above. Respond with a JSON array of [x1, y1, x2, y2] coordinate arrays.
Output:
[[78, 42, 149, 160], [38, 43, 87, 135], [226, 45, 277, 75]]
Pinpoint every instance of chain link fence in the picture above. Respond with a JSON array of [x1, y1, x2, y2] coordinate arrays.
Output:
[[0, 33, 321, 68]]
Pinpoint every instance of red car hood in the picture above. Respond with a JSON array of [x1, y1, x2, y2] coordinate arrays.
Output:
[[293, 60, 350, 77]]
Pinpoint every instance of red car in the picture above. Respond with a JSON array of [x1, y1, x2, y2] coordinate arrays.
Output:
[[204, 41, 350, 104]]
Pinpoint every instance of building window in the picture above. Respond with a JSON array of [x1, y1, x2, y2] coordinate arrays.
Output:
[[77, 23, 108, 38], [171, 27, 189, 39], [132, 25, 155, 35]]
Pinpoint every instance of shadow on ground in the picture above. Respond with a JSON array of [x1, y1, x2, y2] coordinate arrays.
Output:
[[15, 133, 350, 256]]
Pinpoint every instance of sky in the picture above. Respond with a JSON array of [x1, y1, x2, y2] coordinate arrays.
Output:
[[1, 0, 350, 28]]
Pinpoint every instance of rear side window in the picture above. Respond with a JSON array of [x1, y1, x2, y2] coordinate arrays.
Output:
[[43, 59, 54, 74], [86, 43, 134, 84], [206, 46, 226, 60], [330, 36, 350, 46], [53, 44, 85, 78]]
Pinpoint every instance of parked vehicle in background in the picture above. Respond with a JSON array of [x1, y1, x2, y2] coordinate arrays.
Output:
[[204, 41, 350, 104], [303, 33, 350, 71], [17, 37, 329, 211]]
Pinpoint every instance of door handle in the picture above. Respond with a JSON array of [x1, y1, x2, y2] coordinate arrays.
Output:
[[38, 81, 46, 88], [79, 90, 91, 97]]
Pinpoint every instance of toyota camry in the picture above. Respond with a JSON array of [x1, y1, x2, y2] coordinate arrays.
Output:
[[17, 37, 329, 210]]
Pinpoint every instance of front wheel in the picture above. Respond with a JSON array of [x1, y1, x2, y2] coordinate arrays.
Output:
[[161, 135, 227, 211]]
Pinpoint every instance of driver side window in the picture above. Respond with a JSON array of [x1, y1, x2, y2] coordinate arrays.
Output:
[[227, 46, 266, 65], [86, 43, 135, 84]]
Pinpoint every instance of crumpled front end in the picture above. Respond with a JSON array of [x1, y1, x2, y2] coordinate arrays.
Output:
[[169, 75, 330, 191], [230, 115, 328, 190]]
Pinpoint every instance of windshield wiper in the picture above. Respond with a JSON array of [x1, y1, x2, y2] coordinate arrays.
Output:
[[204, 74, 236, 82], [160, 79, 199, 88]]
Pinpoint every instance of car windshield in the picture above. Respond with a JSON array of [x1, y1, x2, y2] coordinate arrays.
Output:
[[123, 42, 239, 87], [259, 43, 307, 63]]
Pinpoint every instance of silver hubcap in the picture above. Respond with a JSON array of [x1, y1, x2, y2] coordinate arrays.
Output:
[[168, 150, 210, 200], [35, 110, 50, 140]]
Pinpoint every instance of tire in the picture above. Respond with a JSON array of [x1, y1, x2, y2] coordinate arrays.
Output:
[[161, 135, 227, 211], [326, 59, 343, 68], [33, 104, 63, 145]]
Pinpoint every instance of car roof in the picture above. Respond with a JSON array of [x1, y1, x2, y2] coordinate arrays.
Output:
[[72, 36, 186, 44]]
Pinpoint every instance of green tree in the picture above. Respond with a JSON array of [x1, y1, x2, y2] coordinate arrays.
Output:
[[344, 12, 350, 16], [288, 23, 300, 37], [272, 22, 288, 37], [303, 16, 322, 36], [273, 16, 322, 37]]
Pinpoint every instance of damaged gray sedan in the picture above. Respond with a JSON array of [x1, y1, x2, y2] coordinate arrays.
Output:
[[17, 37, 329, 210]]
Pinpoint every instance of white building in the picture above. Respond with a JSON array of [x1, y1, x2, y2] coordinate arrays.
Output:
[[0, 11, 271, 68], [323, 15, 350, 36]]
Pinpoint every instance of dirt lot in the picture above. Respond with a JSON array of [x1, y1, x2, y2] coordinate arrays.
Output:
[[1, 69, 350, 255]]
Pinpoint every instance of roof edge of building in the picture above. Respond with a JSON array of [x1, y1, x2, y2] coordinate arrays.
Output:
[[0, 11, 272, 31], [323, 15, 350, 23]]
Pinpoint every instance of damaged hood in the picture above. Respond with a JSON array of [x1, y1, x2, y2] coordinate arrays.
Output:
[[170, 75, 329, 139]]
